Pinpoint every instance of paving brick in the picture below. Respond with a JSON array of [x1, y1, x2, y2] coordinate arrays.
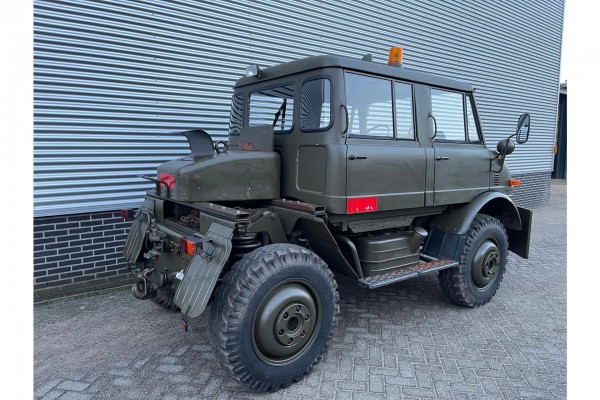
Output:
[[33, 182, 567, 399], [56, 380, 90, 391]]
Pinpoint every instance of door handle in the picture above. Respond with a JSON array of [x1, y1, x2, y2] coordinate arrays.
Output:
[[436, 156, 450, 161], [348, 155, 368, 160]]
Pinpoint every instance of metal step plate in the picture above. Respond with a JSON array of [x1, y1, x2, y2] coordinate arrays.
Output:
[[358, 258, 458, 289]]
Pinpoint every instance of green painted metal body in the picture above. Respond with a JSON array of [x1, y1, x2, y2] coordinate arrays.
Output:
[[354, 232, 420, 276], [123, 53, 532, 322], [157, 150, 280, 202]]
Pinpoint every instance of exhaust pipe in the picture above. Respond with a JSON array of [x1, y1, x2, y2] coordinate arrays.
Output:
[[409, 227, 429, 253]]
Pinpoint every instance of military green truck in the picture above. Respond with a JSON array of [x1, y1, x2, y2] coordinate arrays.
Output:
[[122, 47, 532, 391]]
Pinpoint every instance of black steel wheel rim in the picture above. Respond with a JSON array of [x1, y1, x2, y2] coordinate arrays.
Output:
[[471, 238, 500, 290], [252, 278, 322, 366]]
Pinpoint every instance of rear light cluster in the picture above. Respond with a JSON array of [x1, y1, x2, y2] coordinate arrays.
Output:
[[159, 173, 175, 189], [120, 209, 135, 220], [180, 237, 203, 255]]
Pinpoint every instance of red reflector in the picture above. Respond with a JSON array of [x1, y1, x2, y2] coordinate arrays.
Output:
[[159, 173, 175, 189], [347, 197, 378, 214]]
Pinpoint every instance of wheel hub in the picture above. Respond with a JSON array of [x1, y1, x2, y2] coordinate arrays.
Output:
[[275, 303, 312, 347], [472, 239, 500, 289], [252, 281, 320, 365]]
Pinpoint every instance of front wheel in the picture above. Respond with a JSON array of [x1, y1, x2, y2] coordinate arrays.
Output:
[[438, 214, 508, 307], [209, 244, 339, 392]]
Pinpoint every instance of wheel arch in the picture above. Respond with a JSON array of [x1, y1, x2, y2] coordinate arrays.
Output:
[[429, 191, 522, 235]]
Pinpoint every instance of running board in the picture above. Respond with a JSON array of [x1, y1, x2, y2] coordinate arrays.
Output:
[[358, 258, 459, 289]]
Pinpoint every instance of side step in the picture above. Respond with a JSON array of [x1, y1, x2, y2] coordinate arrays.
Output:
[[358, 257, 459, 289]]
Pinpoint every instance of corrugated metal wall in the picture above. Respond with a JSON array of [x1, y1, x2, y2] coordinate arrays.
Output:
[[34, 0, 564, 217]]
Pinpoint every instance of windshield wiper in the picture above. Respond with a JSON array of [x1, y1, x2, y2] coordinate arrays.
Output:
[[272, 98, 287, 129]]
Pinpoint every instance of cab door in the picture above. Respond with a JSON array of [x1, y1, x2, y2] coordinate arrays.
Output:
[[345, 72, 426, 212], [429, 89, 490, 205]]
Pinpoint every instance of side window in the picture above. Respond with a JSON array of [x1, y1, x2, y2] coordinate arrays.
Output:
[[345, 73, 394, 138], [301, 78, 331, 131], [431, 89, 466, 142], [249, 84, 295, 132], [228, 93, 244, 135], [466, 96, 481, 142], [395, 82, 414, 140]]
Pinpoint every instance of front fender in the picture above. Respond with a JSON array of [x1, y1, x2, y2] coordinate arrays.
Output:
[[429, 191, 522, 235]]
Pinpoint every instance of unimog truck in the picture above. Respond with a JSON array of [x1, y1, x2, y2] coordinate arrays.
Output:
[[122, 47, 532, 391]]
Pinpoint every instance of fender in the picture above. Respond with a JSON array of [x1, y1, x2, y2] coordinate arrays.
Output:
[[429, 191, 521, 234], [425, 191, 531, 259]]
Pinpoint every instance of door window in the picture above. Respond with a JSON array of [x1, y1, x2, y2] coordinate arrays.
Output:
[[395, 82, 414, 140], [431, 89, 466, 142], [345, 73, 394, 138], [466, 96, 481, 142]]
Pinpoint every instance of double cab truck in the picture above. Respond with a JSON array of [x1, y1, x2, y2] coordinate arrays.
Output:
[[122, 47, 532, 391]]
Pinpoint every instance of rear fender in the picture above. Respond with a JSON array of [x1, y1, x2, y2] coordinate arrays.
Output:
[[174, 221, 234, 318], [295, 218, 359, 279], [123, 197, 154, 266]]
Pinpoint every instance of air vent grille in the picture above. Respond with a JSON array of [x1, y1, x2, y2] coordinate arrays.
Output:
[[493, 174, 500, 186]]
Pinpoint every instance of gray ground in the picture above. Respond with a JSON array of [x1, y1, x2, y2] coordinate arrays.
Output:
[[34, 181, 566, 400]]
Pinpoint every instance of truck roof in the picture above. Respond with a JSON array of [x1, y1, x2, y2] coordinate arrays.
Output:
[[234, 54, 473, 92]]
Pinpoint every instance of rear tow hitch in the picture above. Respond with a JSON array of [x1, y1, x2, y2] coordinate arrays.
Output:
[[131, 268, 174, 300]]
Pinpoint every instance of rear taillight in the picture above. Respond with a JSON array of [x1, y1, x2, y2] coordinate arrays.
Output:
[[159, 173, 175, 189], [121, 209, 135, 220], [180, 237, 202, 255]]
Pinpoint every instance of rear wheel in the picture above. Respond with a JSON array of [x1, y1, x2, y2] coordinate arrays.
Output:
[[209, 244, 339, 392], [438, 214, 508, 307]]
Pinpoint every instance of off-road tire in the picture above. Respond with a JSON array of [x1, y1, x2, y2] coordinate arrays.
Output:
[[151, 286, 180, 312], [438, 214, 508, 307], [209, 244, 339, 392]]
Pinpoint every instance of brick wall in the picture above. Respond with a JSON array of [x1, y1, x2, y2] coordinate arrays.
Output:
[[34, 211, 131, 302], [509, 172, 552, 208]]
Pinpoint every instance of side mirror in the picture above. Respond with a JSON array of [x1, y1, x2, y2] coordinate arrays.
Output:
[[515, 113, 530, 144], [497, 138, 515, 155]]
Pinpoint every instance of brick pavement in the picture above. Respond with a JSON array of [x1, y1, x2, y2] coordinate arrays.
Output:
[[34, 181, 567, 399]]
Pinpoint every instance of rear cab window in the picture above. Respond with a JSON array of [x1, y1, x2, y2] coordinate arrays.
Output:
[[300, 77, 332, 131], [249, 83, 295, 133]]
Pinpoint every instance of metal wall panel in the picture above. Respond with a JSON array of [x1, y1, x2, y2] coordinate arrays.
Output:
[[34, 0, 564, 216]]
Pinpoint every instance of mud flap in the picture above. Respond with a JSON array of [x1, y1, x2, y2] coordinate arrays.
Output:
[[507, 207, 532, 259], [174, 222, 234, 318], [123, 198, 154, 266]]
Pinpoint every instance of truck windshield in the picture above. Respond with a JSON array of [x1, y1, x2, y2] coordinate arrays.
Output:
[[249, 83, 295, 132]]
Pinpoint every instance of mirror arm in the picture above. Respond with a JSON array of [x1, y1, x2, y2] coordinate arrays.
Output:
[[491, 147, 508, 173]]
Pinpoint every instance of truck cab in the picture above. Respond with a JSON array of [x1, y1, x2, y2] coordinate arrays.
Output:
[[228, 54, 511, 218]]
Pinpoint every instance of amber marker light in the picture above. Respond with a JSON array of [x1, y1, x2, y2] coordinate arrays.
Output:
[[388, 46, 403, 65], [509, 179, 521, 187]]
